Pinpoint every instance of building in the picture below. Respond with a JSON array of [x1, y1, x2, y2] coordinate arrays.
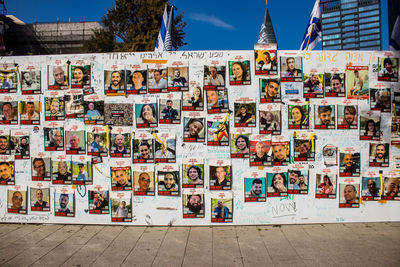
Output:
[[1, 15, 103, 55], [321, 0, 381, 50]]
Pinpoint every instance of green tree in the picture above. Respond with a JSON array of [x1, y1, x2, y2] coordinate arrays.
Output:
[[82, 0, 186, 53]]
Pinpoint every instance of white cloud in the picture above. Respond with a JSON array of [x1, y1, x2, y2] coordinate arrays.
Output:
[[189, 13, 235, 30]]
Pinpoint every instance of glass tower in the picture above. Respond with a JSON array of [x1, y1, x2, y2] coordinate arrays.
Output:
[[321, 0, 381, 50]]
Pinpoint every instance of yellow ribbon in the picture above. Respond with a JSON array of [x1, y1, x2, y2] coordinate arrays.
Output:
[[152, 132, 166, 157], [106, 125, 110, 153], [302, 102, 309, 124], [309, 133, 315, 152]]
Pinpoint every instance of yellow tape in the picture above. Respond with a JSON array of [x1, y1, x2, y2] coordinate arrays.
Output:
[[72, 185, 77, 189], [258, 166, 264, 170], [106, 125, 110, 153], [66, 63, 69, 88], [142, 59, 168, 64], [152, 132, 166, 156], [302, 102, 309, 124], [19, 102, 22, 114], [379, 172, 383, 196], [309, 133, 315, 152], [94, 163, 111, 179]]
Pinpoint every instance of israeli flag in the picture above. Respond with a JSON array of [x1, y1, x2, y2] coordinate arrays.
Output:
[[155, 5, 168, 52], [389, 12, 400, 51], [164, 6, 174, 51], [300, 0, 322, 51]]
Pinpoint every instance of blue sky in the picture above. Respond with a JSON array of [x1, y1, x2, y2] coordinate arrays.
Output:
[[7, 0, 389, 51]]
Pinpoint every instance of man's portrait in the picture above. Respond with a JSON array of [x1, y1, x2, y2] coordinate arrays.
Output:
[[168, 67, 188, 89], [251, 140, 270, 165], [303, 73, 323, 96], [272, 143, 290, 165], [209, 165, 231, 190], [30, 188, 50, 211], [183, 117, 205, 142], [0, 161, 14, 184], [45, 97, 64, 119], [50, 66, 67, 88], [87, 132, 107, 156], [32, 157, 50, 180], [234, 103, 256, 127], [45, 127, 64, 150], [111, 167, 132, 191], [89, 190, 109, 214], [245, 177, 266, 201], [21, 70, 41, 91], [315, 105, 335, 129], [149, 68, 167, 90], [361, 177, 380, 199], [20, 101, 40, 122], [160, 99, 180, 123], [84, 100, 104, 123], [0, 135, 9, 155], [294, 138, 314, 161], [346, 67, 369, 99], [158, 171, 179, 195], [110, 133, 131, 157], [370, 88, 391, 113], [126, 69, 147, 93], [8, 190, 27, 213], [260, 78, 280, 101], [378, 57, 398, 82], [280, 56, 302, 81], [211, 198, 233, 222], [338, 105, 357, 129], [55, 192, 74, 216], [340, 152, 360, 176], [205, 88, 228, 113], [134, 171, 154, 195], [72, 161, 91, 184], [204, 65, 225, 89], [52, 160, 72, 184], [255, 50, 277, 74], [383, 177, 400, 198], [111, 196, 132, 221], [183, 193, 204, 218], [339, 183, 359, 207], [369, 143, 389, 166], [104, 70, 125, 94], [0, 101, 17, 122], [65, 131, 85, 154]]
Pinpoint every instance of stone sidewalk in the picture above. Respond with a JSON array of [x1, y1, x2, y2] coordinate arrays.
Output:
[[0, 222, 399, 266]]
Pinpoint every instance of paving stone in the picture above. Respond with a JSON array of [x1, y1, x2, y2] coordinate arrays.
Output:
[[212, 226, 243, 267], [152, 227, 190, 266], [235, 226, 274, 266], [3, 225, 81, 267], [91, 226, 146, 267], [32, 225, 104, 266], [182, 227, 213, 267], [60, 225, 125, 267], [121, 227, 168, 267]]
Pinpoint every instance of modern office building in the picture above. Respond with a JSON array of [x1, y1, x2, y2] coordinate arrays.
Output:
[[321, 0, 381, 50]]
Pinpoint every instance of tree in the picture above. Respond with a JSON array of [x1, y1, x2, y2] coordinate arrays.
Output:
[[82, 0, 187, 53]]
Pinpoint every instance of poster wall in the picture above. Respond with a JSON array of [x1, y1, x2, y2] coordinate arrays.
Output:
[[0, 49, 399, 226]]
